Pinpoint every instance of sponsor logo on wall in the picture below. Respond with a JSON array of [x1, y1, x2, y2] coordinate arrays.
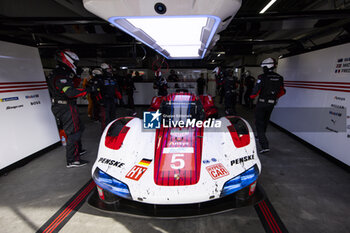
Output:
[[25, 94, 39, 99], [331, 104, 345, 109], [325, 127, 338, 133], [334, 96, 346, 101], [0, 97, 19, 102], [30, 101, 41, 106], [335, 57, 350, 74], [329, 111, 342, 117], [6, 105, 24, 110]]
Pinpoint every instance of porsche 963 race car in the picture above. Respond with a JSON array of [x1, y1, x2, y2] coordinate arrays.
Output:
[[89, 93, 262, 217]]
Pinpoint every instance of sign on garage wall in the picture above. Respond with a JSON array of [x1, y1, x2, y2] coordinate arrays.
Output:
[[0, 41, 59, 170], [271, 43, 350, 166]]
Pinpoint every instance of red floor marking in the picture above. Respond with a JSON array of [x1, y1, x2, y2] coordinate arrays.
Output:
[[42, 181, 95, 233], [262, 200, 282, 233], [259, 202, 276, 233]]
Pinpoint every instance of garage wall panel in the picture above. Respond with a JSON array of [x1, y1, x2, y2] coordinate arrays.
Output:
[[271, 43, 350, 166], [0, 41, 59, 170]]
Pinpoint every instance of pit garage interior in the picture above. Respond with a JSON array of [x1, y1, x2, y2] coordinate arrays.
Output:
[[0, 0, 350, 233]]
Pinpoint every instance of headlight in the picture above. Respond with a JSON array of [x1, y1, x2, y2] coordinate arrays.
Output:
[[93, 168, 132, 199], [221, 165, 259, 197]]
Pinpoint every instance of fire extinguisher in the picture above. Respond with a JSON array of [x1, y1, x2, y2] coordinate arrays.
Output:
[[59, 129, 67, 146]]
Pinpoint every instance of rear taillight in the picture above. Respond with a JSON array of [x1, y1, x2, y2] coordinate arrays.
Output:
[[104, 117, 133, 150], [96, 185, 105, 200], [249, 181, 257, 196], [227, 117, 250, 148], [105, 126, 130, 150]]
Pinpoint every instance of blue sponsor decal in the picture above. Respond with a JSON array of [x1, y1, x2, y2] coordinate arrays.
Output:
[[203, 160, 210, 164], [203, 158, 218, 164]]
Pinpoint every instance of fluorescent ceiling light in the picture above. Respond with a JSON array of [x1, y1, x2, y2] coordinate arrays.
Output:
[[109, 16, 220, 59], [260, 0, 277, 14], [83, 0, 242, 60]]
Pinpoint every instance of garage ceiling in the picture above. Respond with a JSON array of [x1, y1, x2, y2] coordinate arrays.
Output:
[[0, 0, 350, 69]]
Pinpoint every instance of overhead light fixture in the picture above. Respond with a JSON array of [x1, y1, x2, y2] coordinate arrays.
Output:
[[110, 16, 220, 58], [217, 54, 221, 57], [212, 60, 215, 63], [83, 0, 242, 59], [259, 0, 277, 14]]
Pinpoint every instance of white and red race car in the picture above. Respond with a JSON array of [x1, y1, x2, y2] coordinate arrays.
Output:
[[90, 93, 261, 217]]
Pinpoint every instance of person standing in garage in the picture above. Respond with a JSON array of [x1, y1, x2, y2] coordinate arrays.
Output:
[[87, 68, 103, 121], [243, 70, 256, 108], [196, 73, 206, 95], [99, 63, 122, 131], [48, 50, 89, 168], [250, 58, 286, 154], [154, 71, 168, 96], [125, 72, 136, 109], [213, 67, 225, 104], [223, 68, 238, 115]]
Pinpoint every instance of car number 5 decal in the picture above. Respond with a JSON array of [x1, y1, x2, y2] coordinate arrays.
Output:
[[170, 154, 185, 169]]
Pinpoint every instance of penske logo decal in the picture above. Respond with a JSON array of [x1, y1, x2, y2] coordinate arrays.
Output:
[[98, 157, 125, 167], [206, 163, 229, 180], [230, 155, 255, 165], [125, 165, 147, 181]]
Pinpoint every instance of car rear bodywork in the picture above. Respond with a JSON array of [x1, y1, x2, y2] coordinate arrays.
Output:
[[89, 93, 262, 217]]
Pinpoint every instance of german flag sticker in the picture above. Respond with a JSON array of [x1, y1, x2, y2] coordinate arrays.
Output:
[[138, 158, 152, 166]]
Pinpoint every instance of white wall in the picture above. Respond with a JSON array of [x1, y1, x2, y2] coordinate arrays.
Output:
[[271, 43, 350, 165], [0, 41, 60, 169]]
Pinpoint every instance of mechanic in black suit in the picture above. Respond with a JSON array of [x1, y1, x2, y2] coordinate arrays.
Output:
[[243, 70, 256, 108], [99, 63, 122, 131], [224, 68, 238, 115], [196, 73, 206, 95], [48, 50, 89, 168], [250, 58, 286, 154]]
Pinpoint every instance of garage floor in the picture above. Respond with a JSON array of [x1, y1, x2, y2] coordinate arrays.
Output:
[[0, 101, 349, 233]]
